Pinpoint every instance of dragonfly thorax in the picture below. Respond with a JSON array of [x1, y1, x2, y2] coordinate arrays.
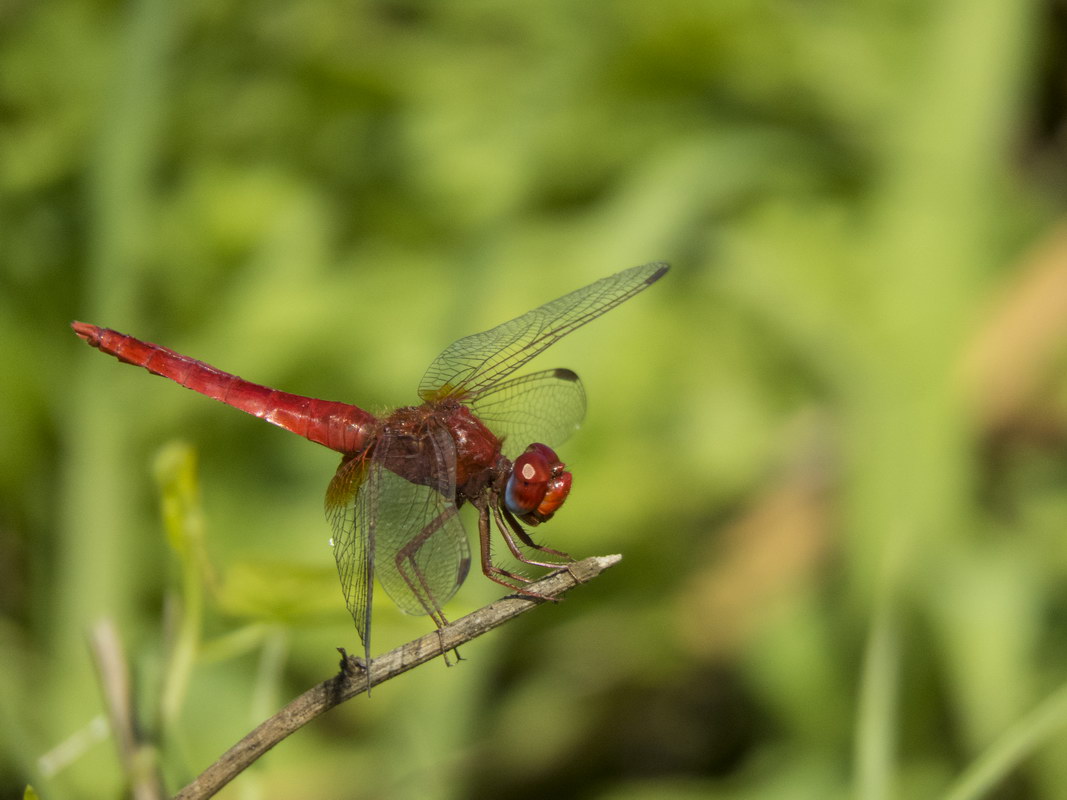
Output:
[[376, 399, 505, 496]]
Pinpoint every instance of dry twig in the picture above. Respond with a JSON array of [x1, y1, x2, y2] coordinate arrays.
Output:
[[89, 619, 166, 800], [173, 553, 621, 800]]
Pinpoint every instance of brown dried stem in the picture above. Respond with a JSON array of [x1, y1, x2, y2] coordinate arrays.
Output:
[[89, 619, 166, 800], [172, 553, 622, 800]]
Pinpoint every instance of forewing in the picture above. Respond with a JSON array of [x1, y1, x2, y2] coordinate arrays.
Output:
[[371, 424, 472, 619], [419, 262, 668, 401], [469, 368, 586, 459]]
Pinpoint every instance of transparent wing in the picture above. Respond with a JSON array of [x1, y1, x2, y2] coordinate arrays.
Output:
[[326, 454, 374, 661], [371, 470, 471, 617], [325, 425, 471, 666], [418, 262, 669, 402], [469, 368, 586, 459], [369, 424, 471, 620]]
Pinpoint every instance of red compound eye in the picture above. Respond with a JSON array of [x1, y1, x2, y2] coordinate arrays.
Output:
[[504, 443, 572, 524], [535, 471, 572, 519]]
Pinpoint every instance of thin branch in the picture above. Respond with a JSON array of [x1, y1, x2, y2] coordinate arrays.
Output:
[[173, 553, 622, 800], [89, 619, 166, 800]]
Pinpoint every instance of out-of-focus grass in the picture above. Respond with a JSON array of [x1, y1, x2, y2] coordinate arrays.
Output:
[[5, 1, 1067, 798]]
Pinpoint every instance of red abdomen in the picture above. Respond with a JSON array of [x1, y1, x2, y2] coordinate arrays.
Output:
[[72, 322, 376, 455]]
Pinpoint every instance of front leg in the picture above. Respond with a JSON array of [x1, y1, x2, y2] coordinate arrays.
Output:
[[495, 504, 574, 567], [477, 506, 560, 602]]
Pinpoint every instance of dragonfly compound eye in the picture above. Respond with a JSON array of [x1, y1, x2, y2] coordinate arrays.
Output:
[[505, 443, 570, 523]]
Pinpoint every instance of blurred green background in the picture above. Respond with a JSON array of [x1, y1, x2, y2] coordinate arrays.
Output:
[[5, 0, 1067, 798]]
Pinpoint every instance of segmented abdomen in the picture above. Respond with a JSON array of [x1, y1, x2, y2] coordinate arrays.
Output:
[[72, 322, 375, 455]]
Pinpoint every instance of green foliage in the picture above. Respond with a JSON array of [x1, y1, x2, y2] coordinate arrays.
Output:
[[3, 0, 1067, 798]]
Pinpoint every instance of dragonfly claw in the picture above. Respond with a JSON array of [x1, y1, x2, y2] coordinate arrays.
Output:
[[514, 587, 563, 604], [337, 647, 367, 677]]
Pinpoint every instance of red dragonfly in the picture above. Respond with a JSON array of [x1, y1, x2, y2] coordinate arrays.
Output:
[[73, 262, 668, 670]]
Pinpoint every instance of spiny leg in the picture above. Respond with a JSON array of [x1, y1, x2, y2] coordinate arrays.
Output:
[[493, 504, 573, 569], [394, 507, 454, 626], [394, 507, 461, 664], [477, 507, 557, 601], [500, 505, 574, 562]]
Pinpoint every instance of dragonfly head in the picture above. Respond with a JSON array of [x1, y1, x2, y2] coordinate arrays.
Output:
[[504, 443, 572, 525]]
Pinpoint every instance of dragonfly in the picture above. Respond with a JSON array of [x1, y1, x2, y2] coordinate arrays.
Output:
[[72, 262, 669, 673]]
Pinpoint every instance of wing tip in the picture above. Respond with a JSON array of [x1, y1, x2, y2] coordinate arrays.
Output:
[[644, 262, 670, 285]]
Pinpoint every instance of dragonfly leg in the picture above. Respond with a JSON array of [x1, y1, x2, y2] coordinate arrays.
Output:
[[337, 646, 367, 676], [495, 505, 574, 568], [491, 505, 560, 569], [394, 507, 459, 631], [477, 508, 560, 602], [393, 511, 468, 667]]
